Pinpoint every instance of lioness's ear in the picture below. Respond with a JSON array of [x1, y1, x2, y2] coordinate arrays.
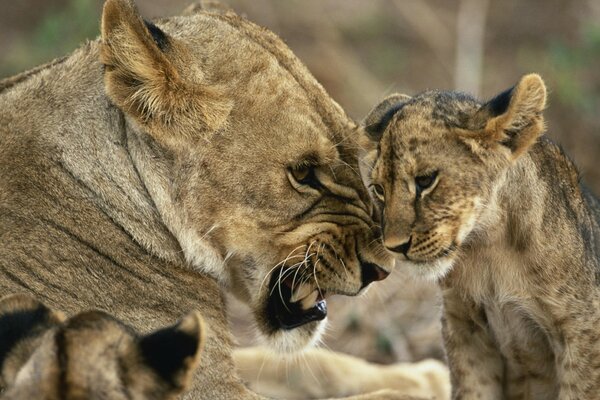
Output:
[[139, 311, 205, 392], [0, 295, 65, 387], [471, 74, 547, 160], [101, 0, 232, 141], [363, 93, 411, 142]]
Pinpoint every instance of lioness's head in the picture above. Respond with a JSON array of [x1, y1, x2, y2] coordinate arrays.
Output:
[[363, 74, 547, 280], [0, 294, 204, 400], [99, 0, 392, 352]]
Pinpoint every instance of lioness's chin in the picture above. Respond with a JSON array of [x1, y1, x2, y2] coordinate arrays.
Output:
[[397, 257, 456, 282], [262, 318, 328, 354]]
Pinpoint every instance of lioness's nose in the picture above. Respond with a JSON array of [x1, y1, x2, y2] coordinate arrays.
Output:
[[360, 262, 390, 289], [385, 236, 412, 256]]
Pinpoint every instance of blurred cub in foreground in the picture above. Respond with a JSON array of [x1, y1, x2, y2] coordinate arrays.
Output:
[[0, 294, 204, 400], [364, 74, 600, 399]]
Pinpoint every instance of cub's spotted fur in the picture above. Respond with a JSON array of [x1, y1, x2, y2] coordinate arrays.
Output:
[[0, 294, 204, 400], [364, 74, 600, 399]]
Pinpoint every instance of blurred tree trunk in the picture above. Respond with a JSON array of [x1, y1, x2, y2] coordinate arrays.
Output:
[[454, 0, 490, 97]]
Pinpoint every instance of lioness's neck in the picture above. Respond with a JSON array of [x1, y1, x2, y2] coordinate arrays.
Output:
[[0, 41, 185, 265]]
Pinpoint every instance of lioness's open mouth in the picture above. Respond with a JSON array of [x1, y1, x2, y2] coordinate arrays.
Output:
[[266, 266, 328, 330]]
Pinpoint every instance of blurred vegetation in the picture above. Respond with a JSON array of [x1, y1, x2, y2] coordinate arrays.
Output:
[[0, 0, 100, 77], [2, 0, 600, 365]]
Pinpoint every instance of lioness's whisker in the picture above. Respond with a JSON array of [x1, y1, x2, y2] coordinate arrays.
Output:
[[268, 258, 311, 298], [258, 244, 307, 295], [312, 258, 323, 299]]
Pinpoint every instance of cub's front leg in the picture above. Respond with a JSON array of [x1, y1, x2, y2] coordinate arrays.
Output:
[[442, 288, 504, 400], [554, 313, 600, 400]]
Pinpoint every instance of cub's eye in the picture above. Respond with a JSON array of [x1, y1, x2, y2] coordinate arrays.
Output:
[[370, 183, 385, 201], [415, 171, 438, 194], [289, 165, 319, 189]]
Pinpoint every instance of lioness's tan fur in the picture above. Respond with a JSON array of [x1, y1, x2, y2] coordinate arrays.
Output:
[[0, 1, 397, 399], [365, 75, 600, 399]]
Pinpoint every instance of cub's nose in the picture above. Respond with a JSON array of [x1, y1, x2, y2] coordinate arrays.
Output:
[[385, 236, 412, 256], [360, 261, 390, 289]]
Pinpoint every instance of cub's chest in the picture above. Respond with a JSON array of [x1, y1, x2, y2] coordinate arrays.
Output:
[[484, 301, 558, 398], [484, 301, 554, 369], [452, 250, 559, 396]]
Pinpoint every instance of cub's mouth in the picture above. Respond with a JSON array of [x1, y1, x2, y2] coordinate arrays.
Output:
[[266, 265, 328, 330]]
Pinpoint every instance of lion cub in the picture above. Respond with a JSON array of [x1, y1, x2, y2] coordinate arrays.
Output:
[[0, 294, 204, 400], [363, 74, 600, 399]]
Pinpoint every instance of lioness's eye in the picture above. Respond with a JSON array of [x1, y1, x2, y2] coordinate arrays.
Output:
[[370, 183, 385, 201], [289, 165, 319, 189], [415, 171, 438, 192], [291, 166, 310, 182]]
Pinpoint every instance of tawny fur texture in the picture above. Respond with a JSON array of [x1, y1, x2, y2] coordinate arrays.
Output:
[[0, 0, 404, 399], [234, 346, 450, 400], [363, 74, 600, 399], [0, 294, 204, 400]]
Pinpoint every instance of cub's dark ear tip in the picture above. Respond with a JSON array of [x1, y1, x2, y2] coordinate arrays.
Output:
[[0, 295, 64, 370], [139, 311, 204, 385], [485, 86, 514, 117], [363, 93, 411, 141]]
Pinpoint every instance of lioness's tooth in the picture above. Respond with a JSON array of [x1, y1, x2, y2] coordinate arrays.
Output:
[[290, 283, 313, 303], [300, 290, 319, 310]]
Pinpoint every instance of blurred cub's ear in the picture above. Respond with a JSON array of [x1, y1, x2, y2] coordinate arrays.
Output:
[[363, 93, 412, 142], [0, 294, 65, 387], [468, 73, 547, 160], [100, 0, 232, 142], [139, 311, 205, 394]]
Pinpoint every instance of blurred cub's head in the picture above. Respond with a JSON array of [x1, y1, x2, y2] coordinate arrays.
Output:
[[0, 294, 204, 400]]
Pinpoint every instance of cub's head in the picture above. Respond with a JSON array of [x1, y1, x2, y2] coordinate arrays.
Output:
[[99, 0, 392, 352], [363, 74, 547, 280], [0, 294, 204, 400]]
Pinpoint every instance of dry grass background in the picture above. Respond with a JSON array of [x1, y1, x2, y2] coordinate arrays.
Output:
[[2, 0, 600, 365]]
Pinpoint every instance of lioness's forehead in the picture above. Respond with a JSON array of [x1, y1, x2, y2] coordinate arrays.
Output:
[[165, 13, 353, 135]]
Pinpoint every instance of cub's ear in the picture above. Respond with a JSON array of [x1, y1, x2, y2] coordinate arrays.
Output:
[[139, 311, 205, 392], [182, 1, 234, 15], [101, 0, 232, 142], [0, 295, 65, 386], [363, 93, 411, 142], [470, 74, 547, 160]]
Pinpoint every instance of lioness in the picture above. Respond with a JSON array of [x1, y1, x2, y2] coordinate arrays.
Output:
[[363, 74, 600, 399], [0, 1, 397, 399], [0, 294, 204, 400]]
